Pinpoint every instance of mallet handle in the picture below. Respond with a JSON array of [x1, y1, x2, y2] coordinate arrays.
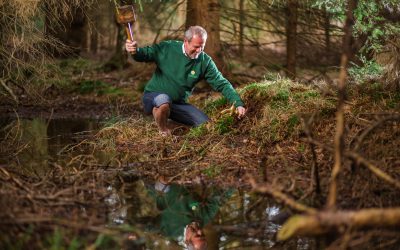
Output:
[[127, 22, 134, 41]]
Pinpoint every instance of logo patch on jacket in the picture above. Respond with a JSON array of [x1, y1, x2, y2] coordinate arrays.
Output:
[[188, 70, 197, 78]]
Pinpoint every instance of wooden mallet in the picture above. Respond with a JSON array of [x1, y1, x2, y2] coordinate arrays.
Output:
[[116, 5, 136, 47]]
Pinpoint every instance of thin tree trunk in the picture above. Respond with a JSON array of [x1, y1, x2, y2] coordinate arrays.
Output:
[[324, 8, 331, 59], [286, 0, 298, 79], [239, 0, 245, 58], [326, 0, 358, 210]]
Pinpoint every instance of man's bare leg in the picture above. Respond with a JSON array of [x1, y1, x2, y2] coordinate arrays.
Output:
[[153, 103, 171, 135]]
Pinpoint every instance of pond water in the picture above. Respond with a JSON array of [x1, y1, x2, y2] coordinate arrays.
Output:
[[106, 180, 315, 249], [0, 118, 315, 249], [0, 117, 101, 174]]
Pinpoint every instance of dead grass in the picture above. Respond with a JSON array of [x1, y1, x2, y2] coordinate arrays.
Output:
[[1, 76, 399, 248], [0, 0, 94, 103]]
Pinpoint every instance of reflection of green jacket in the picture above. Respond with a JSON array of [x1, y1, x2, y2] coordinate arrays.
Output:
[[148, 184, 232, 238]]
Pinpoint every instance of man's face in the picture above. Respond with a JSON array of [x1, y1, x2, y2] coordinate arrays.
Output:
[[184, 35, 206, 59], [185, 222, 207, 250]]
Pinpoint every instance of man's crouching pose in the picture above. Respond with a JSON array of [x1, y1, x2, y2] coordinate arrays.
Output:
[[125, 26, 246, 135]]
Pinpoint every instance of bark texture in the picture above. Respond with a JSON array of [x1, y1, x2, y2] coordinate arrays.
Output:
[[186, 0, 226, 74]]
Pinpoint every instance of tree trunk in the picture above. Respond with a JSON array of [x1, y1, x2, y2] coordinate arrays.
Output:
[[185, 0, 205, 29], [90, 30, 98, 54], [239, 0, 245, 58], [286, 0, 298, 79], [104, 24, 127, 71], [185, 0, 226, 74], [324, 8, 331, 63]]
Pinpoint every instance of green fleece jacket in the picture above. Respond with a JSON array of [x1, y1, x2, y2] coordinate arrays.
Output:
[[133, 40, 244, 107]]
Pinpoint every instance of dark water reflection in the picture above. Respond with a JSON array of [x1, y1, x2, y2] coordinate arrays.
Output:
[[1, 118, 314, 249], [106, 180, 314, 249], [0, 117, 100, 174]]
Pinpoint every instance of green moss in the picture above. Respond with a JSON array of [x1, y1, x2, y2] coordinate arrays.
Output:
[[187, 124, 208, 138], [215, 115, 235, 135], [204, 97, 227, 114], [287, 114, 300, 132], [273, 89, 290, 102]]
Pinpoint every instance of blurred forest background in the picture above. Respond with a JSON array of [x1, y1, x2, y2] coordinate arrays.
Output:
[[1, 0, 400, 249], [1, 0, 399, 107]]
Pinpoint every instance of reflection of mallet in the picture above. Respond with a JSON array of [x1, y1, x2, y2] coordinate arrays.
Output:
[[116, 5, 136, 43]]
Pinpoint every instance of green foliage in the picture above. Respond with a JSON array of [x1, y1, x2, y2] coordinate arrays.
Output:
[[67, 238, 81, 250], [312, 0, 345, 16], [47, 228, 63, 250], [353, 2, 387, 53], [271, 89, 291, 109], [239, 79, 336, 144], [287, 114, 300, 133], [187, 124, 208, 138], [215, 115, 234, 135], [204, 97, 228, 115], [313, 0, 398, 54], [348, 56, 383, 84], [273, 89, 290, 102]]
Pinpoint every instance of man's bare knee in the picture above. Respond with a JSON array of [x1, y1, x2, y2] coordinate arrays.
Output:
[[153, 103, 170, 116]]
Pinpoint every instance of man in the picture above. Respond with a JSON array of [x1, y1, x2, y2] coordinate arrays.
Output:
[[125, 26, 246, 135]]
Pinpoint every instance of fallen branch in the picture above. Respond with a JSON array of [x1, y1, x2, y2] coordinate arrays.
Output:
[[346, 151, 400, 189], [277, 207, 400, 241], [249, 177, 317, 214], [351, 114, 400, 151]]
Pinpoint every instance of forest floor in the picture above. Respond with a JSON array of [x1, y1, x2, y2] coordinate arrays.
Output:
[[1, 55, 400, 249]]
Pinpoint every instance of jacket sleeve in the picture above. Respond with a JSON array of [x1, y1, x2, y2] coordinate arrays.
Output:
[[204, 58, 244, 107], [132, 43, 161, 62]]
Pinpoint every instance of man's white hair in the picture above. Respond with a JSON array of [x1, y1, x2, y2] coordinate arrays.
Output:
[[184, 26, 207, 42]]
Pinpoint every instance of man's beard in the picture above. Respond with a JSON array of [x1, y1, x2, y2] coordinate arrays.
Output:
[[189, 52, 200, 59]]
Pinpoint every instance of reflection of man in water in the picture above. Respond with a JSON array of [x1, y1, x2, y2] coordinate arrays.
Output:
[[183, 221, 207, 250], [149, 179, 232, 249]]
